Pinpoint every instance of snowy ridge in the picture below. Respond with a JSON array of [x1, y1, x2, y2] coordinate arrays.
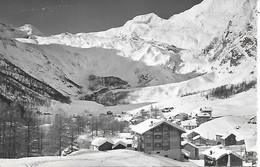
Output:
[[17, 24, 43, 36], [0, 0, 257, 110]]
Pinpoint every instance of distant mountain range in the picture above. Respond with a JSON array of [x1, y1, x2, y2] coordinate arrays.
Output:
[[0, 0, 257, 108]]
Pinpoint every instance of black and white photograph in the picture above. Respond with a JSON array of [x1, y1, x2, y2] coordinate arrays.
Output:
[[0, 0, 258, 166]]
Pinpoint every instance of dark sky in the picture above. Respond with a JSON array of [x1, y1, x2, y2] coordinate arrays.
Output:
[[0, 0, 202, 35]]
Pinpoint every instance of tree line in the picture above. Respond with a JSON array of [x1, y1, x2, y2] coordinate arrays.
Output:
[[207, 80, 256, 99], [181, 80, 256, 99], [0, 101, 129, 158]]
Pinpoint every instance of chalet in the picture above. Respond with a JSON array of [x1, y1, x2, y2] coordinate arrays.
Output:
[[181, 141, 199, 159], [131, 119, 185, 160], [216, 134, 223, 144], [196, 113, 211, 126], [112, 141, 127, 150], [174, 113, 188, 121], [181, 119, 197, 130], [216, 133, 236, 146], [90, 138, 113, 151], [114, 138, 133, 148], [200, 107, 213, 118], [118, 133, 133, 147], [192, 135, 207, 146], [184, 131, 200, 142], [248, 115, 257, 124], [203, 146, 243, 166]]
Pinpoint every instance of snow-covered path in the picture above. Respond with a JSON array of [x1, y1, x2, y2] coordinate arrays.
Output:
[[0, 150, 197, 167]]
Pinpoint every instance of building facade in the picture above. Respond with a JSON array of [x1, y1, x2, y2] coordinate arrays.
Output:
[[196, 113, 211, 126], [181, 119, 197, 130], [200, 107, 213, 118], [132, 119, 185, 160], [181, 141, 199, 159], [192, 135, 207, 146], [220, 134, 236, 146]]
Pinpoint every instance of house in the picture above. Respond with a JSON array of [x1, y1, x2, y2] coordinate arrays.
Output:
[[131, 118, 185, 160], [192, 135, 207, 146], [112, 141, 127, 150], [90, 137, 113, 151], [118, 133, 133, 147], [114, 138, 133, 148], [248, 115, 257, 124], [174, 113, 188, 121], [218, 133, 236, 146], [200, 107, 213, 118], [203, 146, 243, 166], [181, 141, 199, 159], [196, 113, 211, 126], [216, 134, 223, 144], [181, 119, 197, 130], [184, 131, 200, 142]]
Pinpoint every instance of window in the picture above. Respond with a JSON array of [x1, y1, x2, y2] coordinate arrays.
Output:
[[155, 143, 162, 148], [146, 143, 151, 147], [146, 134, 151, 138], [155, 127, 161, 132], [155, 135, 162, 139]]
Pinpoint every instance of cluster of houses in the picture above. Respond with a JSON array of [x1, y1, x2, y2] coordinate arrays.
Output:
[[162, 107, 213, 131], [88, 107, 257, 166], [90, 133, 133, 151]]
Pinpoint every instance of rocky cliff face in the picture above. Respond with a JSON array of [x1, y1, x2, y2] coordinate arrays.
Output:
[[0, 53, 70, 107], [88, 75, 129, 91]]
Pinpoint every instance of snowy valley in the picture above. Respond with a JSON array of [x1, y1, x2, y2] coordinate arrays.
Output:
[[0, 0, 257, 166]]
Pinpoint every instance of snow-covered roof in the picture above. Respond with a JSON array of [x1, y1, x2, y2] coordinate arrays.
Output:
[[174, 112, 188, 117], [119, 133, 133, 139], [182, 149, 191, 157], [220, 133, 235, 139], [193, 135, 206, 140], [181, 119, 197, 126], [200, 107, 213, 112], [114, 138, 133, 145], [131, 118, 185, 135], [202, 145, 242, 160], [91, 137, 113, 146], [196, 113, 210, 117], [181, 141, 198, 149], [185, 130, 200, 136], [112, 141, 127, 149]]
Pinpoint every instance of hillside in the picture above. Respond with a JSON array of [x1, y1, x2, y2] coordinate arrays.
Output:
[[0, 149, 197, 167]]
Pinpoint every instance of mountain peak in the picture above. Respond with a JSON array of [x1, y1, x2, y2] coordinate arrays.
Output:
[[17, 24, 43, 36], [131, 13, 164, 25]]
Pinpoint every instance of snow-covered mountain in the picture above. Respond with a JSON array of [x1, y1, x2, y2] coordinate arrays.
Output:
[[17, 24, 44, 36], [0, 0, 257, 108]]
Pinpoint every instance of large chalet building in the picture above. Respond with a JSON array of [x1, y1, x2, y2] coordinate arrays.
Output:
[[131, 119, 185, 160]]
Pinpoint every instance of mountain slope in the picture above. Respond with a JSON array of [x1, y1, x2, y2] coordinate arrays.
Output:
[[0, 0, 257, 108]]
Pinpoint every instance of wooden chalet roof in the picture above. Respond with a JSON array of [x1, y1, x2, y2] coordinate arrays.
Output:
[[181, 141, 198, 149], [131, 118, 185, 135], [91, 137, 113, 147]]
